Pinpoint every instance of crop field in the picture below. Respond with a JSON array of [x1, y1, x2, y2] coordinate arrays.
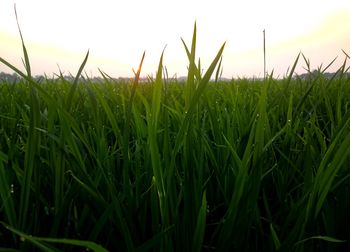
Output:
[[1, 25, 350, 251]]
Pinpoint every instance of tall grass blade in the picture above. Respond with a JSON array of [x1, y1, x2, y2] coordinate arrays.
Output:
[[181, 22, 197, 108], [122, 51, 145, 197], [148, 50, 166, 224], [14, 5, 31, 77], [65, 50, 89, 112], [12, 10, 42, 231], [171, 42, 225, 158], [215, 56, 223, 83], [191, 191, 207, 252], [285, 53, 300, 86]]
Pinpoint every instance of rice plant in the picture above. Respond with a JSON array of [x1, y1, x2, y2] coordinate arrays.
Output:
[[0, 22, 350, 251]]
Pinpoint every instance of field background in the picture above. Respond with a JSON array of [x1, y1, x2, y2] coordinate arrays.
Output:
[[1, 26, 350, 251]]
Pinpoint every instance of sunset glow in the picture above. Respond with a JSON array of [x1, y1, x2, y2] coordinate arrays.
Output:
[[1, 0, 350, 78]]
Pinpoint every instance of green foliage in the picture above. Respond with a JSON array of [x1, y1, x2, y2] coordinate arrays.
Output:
[[1, 24, 350, 251]]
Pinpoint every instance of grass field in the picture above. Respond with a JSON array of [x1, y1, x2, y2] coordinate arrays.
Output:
[[1, 24, 350, 251]]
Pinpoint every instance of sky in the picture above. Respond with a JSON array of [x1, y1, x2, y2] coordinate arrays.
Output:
[[1, 0, 350, 79]]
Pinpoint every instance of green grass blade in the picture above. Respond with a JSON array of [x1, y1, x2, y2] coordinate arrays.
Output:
[[286, 53, 300, 83], [270, 224, 281, 250], [148, 50, 166, 224], [14, 5, 31, 77], [215, 56, 223, 83], [181, 22, 197, 108], [122, 51, 145, 197], [171, 41, 225, 158], [66, 50, 89, 111], [1, 221, 109, 252], [191, 191, 207, 252], [294, 235, 346, 247]]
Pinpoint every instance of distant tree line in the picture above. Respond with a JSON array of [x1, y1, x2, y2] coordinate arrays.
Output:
[[0, 72, 21, 82], [1, 71, 349, 83], [297, 70, 350, 80]]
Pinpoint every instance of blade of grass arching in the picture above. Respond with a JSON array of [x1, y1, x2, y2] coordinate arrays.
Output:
[[12, 14, 42, 231], [0, 57, 28, 80], [285, 53, 300, 87], [1, 221, 109, 252], [14, 5, 31, 77], [65, 50, 89, 112], [191, 191, 207, 252]]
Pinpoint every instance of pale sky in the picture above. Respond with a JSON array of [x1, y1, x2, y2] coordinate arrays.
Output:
[[1, 0, 350, 78]]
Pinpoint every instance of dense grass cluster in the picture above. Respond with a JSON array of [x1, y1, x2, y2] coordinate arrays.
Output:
[[1, 24, 350, 251]]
